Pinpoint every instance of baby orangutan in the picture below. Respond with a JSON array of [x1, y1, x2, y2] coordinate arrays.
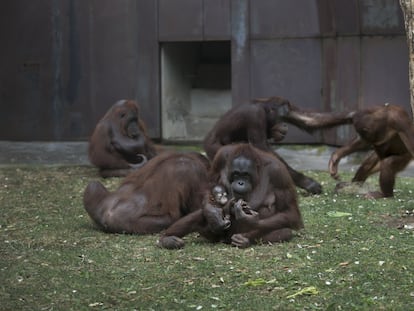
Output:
[[202, 185, 231, 233], [203, 185, 259, 234]]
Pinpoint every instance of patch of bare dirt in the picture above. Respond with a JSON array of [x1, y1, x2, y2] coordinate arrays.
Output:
[[382, 209, 414, 230]]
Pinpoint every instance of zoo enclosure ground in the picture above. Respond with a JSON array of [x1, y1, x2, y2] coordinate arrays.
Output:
[[1, 166, 414, 310]]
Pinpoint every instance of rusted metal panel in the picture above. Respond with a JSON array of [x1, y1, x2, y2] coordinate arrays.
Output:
[[204, 0, 231, 40], [0, 0, 147, 141], [316, 0, 335, 36], [250, 0, 320, 39], [336, 38, 361, 112], [158, 0, 203, 41], [0, 0, 410, 144], [320, 38, 338, 144], [136, 0, 160, 138], [87, 1, 142, 130], [321, 38, 360, 145], [333, 0, 360, 35], [0, 0, 56, 140], [335, 37, 360, 144], [0, 0, 95, 141], [62, 1, 93, 140], [359, 0, 405, 35], [361, 36, 409, 109], [231, 0, 250, 106], [316, 37, 361, 145], [332, 0, 360, 35], [250, 38, 322, 143]]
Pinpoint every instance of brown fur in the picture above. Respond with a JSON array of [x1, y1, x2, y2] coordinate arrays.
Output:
[[202, 96, 323, 194], [83, 151, 210, 234], [158, 144, 304, 249], [329, 104, 414, 198], [88, 99, 158, 177]]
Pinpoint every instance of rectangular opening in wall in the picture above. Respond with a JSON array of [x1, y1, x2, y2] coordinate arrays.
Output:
[[161, 41, 231, 142]]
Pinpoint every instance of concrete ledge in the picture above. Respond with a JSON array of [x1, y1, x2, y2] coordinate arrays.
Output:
[[0, 141, 413, 177], [0, 141, 89, 166]]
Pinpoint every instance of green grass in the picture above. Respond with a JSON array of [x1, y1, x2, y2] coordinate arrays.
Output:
[[1, 166, 414, 310]]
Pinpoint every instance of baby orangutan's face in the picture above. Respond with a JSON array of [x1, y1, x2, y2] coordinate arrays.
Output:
[[212, 185, 228, 205]]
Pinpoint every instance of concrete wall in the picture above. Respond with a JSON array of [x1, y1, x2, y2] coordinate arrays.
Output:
[[0, 0, 410, 144]]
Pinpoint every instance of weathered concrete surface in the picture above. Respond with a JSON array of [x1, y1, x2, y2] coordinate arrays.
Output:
[[0, 141, 413, 177], [0, 141, 89, 166]]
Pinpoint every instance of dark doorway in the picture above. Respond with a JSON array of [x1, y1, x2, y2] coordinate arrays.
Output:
[[161, 41, 231, 141]]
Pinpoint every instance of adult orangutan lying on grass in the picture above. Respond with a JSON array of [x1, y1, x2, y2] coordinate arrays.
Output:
[[83, 151, 210, 234], [158, 144, 304, 249]]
